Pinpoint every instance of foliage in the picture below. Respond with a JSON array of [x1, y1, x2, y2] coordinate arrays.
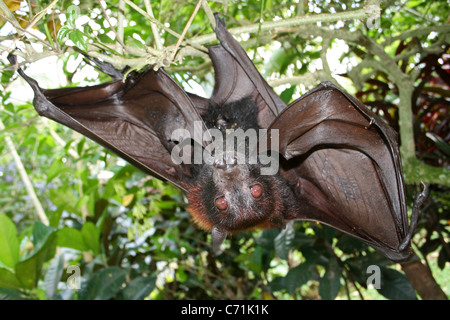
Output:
[[0, 0, 448, 300]]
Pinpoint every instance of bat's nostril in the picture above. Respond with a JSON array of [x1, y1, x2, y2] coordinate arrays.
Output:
[[213, 152, 238, 169], [225, 153, 237, 166], [213, 157, 226, 169]]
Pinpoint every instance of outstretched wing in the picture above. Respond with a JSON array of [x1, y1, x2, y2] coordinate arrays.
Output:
[[206, 14, 286, 128], [11, 13, 285, 192], [265, 82, 410, 261], [14, 60, 208, 192]]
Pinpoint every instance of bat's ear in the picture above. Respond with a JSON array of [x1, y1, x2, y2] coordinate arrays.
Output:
[[207, 13, 286, 128], [13, 55, 210, 192]]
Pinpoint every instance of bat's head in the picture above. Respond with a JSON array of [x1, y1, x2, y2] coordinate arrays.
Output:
[[186, 150, 295, 255]]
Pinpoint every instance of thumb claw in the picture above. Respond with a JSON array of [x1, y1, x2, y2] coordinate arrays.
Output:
[[211, 226, 227, 256]]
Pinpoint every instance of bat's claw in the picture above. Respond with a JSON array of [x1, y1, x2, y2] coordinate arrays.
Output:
[[398, 182, 429, 252], [211, 226, 227, 256]]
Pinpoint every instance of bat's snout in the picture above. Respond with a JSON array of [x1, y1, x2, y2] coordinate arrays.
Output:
[[213, 151, 237, 170]]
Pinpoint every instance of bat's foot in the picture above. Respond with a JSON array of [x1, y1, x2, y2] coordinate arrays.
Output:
[[398, 182, 429, 252]]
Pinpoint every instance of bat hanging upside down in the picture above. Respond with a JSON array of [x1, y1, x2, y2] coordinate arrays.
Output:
[[9, 14, 428, 262]]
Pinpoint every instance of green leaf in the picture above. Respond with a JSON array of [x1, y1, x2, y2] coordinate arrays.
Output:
[[319, 259, 342, 300], [68, 30, 88, 52], [280, 86, 295, 104], [45, 254, 65, 300], [46, 158, 72, 182], [255, 228, 279, 250], [285, 262, 314, 295], [31, 221, 56, 261], [274, 222, 295, 259], [249, 246, 264, 274], [80, 267, 128, 300], [263, 49, 292, 76], [15, 223, 57, 290], [406, 0, 425, 9], [264, 0, 273, 10], [336, 234, 368, 254], [56, 25, 71, 43], [121, 276, 156, 300], [1, 70, 14, 83], [94, 198, 109, 218], [426, 132, 450, 157], [81, 222, 100, 255], [65, 5, 79, 28], [0, 215, 19, 269], [292, 231, 315, 247], [0, 267, 21, 290], [378, 267, 417, 300], [269, 261, 314, 294], [48, 189, 79, 215], [77, 137, 86, 156], [0, 287, 31, 300], [313, 224, 337, 243], [57, 228, 89, 251], [345, 253, 392, 285]]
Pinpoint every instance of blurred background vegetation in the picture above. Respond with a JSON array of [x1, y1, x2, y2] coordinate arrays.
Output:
[[0, 0, 448, 300]]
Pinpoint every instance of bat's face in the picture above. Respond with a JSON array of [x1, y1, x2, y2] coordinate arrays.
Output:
[[186, 150, 293, 241], [207, 155, 269, 231]]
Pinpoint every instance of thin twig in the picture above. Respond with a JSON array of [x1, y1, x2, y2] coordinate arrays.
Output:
[[297, 0, 305, 16], [320, 36, 332, 78], [98, 0, 126, 51], [123, 0, 182, 39], [117, 0, 125, 54], [144, 0, 163, 51], [201, 0, 216, 29], [171, 0, 203, 61]]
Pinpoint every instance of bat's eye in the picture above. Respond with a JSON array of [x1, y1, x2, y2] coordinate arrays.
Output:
[[215, 197, 228, 211], [250, 184, 263, 198]]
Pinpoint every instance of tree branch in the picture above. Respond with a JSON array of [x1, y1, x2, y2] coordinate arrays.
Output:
[[189, 5, 369, 45], [383, 24, 450, 46], [268, 72, 330, 88]]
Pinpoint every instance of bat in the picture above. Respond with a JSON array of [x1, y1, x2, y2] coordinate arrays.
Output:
[[10, 14, 428, 262]]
